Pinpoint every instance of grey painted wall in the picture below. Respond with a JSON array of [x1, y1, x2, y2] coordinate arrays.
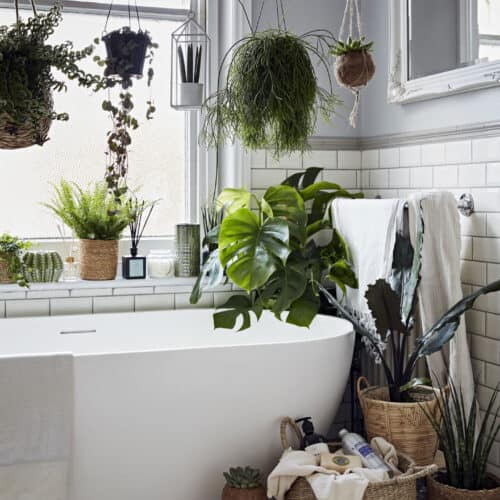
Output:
[[360, 0, 500, 138], [251, 0, 358, 138]]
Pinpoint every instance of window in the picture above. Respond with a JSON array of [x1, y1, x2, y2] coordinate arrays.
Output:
[[0, 1, 192, 239], [478, 0, 500, 62]]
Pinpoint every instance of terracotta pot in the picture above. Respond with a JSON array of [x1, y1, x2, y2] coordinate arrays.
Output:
[[0, 258, 13, 284], [427, 470, 500, 499], [221, 485, 267, 500], [335, 50, 375, 88], [80, 239, 119, 281], [357, 377, 442, 465]]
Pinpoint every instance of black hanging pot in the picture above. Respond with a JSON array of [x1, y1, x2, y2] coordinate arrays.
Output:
[[102, 27, 151, 86]]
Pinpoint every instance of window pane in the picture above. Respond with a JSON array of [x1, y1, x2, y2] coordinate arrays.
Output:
[[0, 9, 185, 238]]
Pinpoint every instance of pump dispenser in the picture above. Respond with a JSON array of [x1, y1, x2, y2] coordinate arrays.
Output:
[[295, 417, 329, 457]]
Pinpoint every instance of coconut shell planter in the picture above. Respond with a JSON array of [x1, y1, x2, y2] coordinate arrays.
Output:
[[335, 48, 375, 88]]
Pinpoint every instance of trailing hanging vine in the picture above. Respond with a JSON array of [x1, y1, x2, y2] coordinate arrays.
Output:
[[201, 1, 341, 160]]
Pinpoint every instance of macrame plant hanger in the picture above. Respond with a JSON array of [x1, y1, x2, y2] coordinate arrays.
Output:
[[336, 0, 373, 128]]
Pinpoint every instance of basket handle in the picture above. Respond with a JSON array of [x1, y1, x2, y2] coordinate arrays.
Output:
[[356, 376, 370, 399], [404, 464, 438, 481], [280, 417, 303, 451]]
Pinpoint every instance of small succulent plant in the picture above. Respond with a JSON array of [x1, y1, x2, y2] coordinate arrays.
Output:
[[223, 467, 263, 489], [331, 36, 374, 57]]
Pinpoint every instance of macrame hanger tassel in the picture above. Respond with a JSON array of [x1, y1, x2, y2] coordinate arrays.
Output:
[[349, 89, 360, 128]]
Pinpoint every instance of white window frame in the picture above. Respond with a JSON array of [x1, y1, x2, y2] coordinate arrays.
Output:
[[1, 0, 213, 254]]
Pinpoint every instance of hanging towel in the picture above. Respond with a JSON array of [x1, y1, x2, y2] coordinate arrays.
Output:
[[267, 448, 388, 500], [0, 354, 74, 500], [407, 192, 475, 413]]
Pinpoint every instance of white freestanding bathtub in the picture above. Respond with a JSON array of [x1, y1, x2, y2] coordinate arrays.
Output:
[[0, 309, 354, 500]]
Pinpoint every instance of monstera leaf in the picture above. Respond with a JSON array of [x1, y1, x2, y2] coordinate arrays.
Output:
[[213, 295, 262, 331], [217, 188, 254, 214], [328, 259, 358, 296], [365, 279, 408, 337], [218, 208, 290, 292], [286, 284, 321, 327], [264, 185, 307, 244], [190, 249, 224, 304]]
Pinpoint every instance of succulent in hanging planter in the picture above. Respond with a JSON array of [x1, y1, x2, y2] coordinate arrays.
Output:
[[331, 36, 375, 88], [0, 1, 104, 149], [202, 25, 341, 158]]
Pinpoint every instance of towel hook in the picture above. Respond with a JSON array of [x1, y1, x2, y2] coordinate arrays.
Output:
[[458, 193, 474, 217]]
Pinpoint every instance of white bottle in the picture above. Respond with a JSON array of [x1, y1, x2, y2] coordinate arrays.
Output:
[[338, 429, 392, 473]]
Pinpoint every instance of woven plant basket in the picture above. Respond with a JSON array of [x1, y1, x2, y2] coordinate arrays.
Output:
[[427, 470, 500, 499], [280, 418, 436, 500], [221, 484, 267, 500], [357, 376, 442, 466], [80, 239, 118, 281], [0, 258, 13, 284], [0, 95, 53, 150]]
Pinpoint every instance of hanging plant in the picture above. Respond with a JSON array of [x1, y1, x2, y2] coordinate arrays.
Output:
[[0, 1, 104, 149], [331, 0, 375, 128], [201, 1, 340, 158]]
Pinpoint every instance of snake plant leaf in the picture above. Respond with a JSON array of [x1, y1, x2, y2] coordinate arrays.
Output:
[[417, 279, 500, 358], [365, 279, 408, 337], [264, 185, 307, 244], [217, 188, 253, 214], [286, 284, 320, 327], [213, 294, 260, 331], [219, 208, 290, 292], [282, 167, 323, 190], [266, 257, 308, 316], [190, 249, 224, 305], [328, 259, 358, 296], [399, 377, 432, 392]]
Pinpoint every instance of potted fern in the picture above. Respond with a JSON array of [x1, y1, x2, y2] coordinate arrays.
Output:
[[0, 234, 30, 286], [44, 181, 131, 280], [424, 381, 500, 499], [222, 467, 266, 500]]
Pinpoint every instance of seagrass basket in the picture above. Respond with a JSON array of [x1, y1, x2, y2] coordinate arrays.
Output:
[[0, 258, 12, 284], [357, 376, 442, 465], [427, 470, 500, 500], [80, 239, 118, 280], [280, 417, 436, 500]]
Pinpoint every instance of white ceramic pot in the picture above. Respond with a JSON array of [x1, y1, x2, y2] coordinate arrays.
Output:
[[177, 82, 204, 108]]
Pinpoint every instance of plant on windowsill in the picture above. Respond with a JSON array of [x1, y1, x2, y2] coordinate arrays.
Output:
[[424, 380, 500, 499], [201, 2, 341, 159], [0, 1, 105, 149], [221, 466, 266, 500], [190, 167, 363, 330], [318, 207, 500, 465], [0, 234, 31, 287], [44, 180, 132, 281]]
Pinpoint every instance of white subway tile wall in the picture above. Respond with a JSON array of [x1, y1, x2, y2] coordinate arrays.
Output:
[[250, 140, 500, 469]]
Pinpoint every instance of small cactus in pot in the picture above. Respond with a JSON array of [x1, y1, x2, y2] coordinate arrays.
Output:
[[221, 467, 267, 500], [23, 251, 64, 283]]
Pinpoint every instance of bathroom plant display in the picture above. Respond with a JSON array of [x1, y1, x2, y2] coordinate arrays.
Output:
[[0, 234, 30, 286], [0, 1, 104, 149], [44, 181, 131, 280], [423, 380, 500, 499], [190, 167, 363, 329], [222, 466, 266, 500], [23, 251, 64, 283], [201, 2, 340, 158], [122, 197, 157, 279]]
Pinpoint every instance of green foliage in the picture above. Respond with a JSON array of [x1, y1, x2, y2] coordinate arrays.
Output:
[[191, 168, 363, 330], [421, 380, 499, 490], [0, 2, 104, 144], [223, 466, 263, 489], [202, 30, 341, 158], [44, 180, 131, 240], [0, 233, 31, 287], [331, 36, 374, 57], [23, 251, 63, 283]]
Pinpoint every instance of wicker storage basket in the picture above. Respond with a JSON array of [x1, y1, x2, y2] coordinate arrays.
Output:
[[427, 470, 500, 500], [357, 376, 442, 465], [0, 258, 12, 284], [280, 417, 436, 500], [80, 239, 119, 280]]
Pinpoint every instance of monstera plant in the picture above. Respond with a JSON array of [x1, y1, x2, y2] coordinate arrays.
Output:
[[190, 168, 363, 330]]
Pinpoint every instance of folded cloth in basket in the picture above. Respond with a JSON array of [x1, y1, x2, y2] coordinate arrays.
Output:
[[267, 448, 389, 500]]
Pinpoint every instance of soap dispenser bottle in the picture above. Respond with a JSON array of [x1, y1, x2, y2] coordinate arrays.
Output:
[[295, 417, 329, 457]]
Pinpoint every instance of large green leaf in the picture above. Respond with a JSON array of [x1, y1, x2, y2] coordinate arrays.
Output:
[[190, 249, 224, 304], [328, 259, 358, 296], [218, 208, 290, 292], [282, 167, 323, 190], [217, 188, 253, 214], [213, 295, 262, 331], [286, 284, 320, 327], [365, 279, 408, 336], [264, 185, 307, 244]]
